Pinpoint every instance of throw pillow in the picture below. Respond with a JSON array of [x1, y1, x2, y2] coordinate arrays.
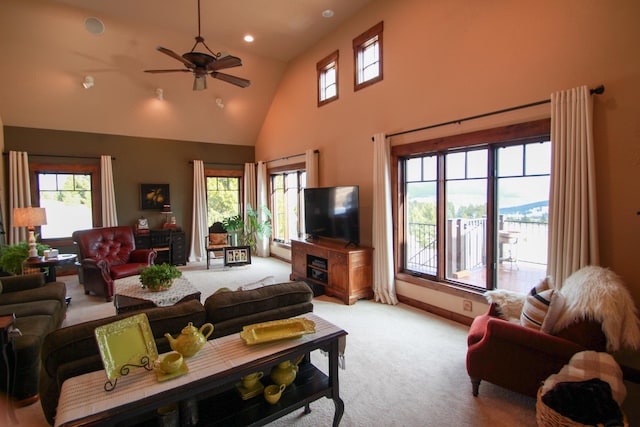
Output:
[[236, 275, 275, 291], [520, 278, 564, 332], [209, 233, 228, 245]]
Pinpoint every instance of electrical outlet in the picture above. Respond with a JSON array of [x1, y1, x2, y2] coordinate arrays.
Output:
[[463, 300, 473, 312]]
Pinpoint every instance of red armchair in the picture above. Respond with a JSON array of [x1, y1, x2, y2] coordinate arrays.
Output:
[[73, 226, 156, 302], [466, 303, 606, 397]]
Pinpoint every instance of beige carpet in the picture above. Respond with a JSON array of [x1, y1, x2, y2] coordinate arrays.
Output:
[[9, 257, 639, 426]]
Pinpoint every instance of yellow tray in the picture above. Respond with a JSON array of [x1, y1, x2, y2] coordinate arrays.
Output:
[[240, 318, 316, 345]]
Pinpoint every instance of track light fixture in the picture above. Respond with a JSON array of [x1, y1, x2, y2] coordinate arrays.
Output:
[[82, 76, 94, 89]]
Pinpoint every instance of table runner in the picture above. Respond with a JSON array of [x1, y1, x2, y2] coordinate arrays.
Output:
[[54, 314, 344, 427], [115, 276, 199, 307]]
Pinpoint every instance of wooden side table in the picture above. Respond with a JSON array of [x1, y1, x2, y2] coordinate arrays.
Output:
[[22, 253, 77, 282]]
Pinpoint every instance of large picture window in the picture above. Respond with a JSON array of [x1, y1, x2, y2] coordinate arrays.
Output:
[[270, 165, 306, 245], [31, 163, 100, 245], [205, 170, 242, 225], [395, 120, 550, 293]]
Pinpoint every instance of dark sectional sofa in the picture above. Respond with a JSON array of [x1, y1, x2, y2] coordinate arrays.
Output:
[[0, 273, 67, 404], [39, 280, 314, 425]]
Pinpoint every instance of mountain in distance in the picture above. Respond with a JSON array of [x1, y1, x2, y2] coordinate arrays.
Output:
[[499, 200, 548, 218]]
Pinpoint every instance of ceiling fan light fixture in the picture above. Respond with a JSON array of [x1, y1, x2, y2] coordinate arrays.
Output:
[[193, 75, 207, 91], [82, 76, 94, 89]]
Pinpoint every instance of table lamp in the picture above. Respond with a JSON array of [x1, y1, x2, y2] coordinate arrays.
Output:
[[13, 207, 48, 259], [161, 204, 173, 224]]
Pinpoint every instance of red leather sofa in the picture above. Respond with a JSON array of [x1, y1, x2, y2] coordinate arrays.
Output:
[[466, 303, 607, 397], [73, 226, 156, 302]]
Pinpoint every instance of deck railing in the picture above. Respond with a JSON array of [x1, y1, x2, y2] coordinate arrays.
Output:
[[406, 218, 548, 274]]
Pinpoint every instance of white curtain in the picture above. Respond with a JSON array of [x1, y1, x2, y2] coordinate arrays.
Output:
[[547, 85, 599, 286], [255, 161, 270, 257], [189, 160, 208, 262], [100, 155, 118, 227], [9, 151, 31, 244], [305, 149, 319, 188], [244, 162, 257, 220], [372, 133, 398, 304]]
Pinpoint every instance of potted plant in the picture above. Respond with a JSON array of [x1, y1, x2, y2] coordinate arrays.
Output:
[[0, 241, 50, 275], [222, 214, 245, 246], [139, 263, 182, 292], [244, 205, 273, 252], [222, 205, 273, 252]]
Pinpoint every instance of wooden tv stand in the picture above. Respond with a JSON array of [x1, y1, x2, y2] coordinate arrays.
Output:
[[290, 238, 373, 305]]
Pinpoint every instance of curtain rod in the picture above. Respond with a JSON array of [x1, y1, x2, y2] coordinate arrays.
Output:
[[2, 152, 115, 160], [382, 85, 605, 139], [188, 160, 245, 167], [264, 149, 319, 164]]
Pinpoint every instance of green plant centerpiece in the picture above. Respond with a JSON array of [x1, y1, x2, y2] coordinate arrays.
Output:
[[140, 263, 182, 292], [0, 241, 50, 275], [222, 205, 272, 252]]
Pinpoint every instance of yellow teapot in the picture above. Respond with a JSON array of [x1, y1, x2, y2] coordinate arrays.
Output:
[[165, 322, 214, 357], [270, 354, 304, 386]]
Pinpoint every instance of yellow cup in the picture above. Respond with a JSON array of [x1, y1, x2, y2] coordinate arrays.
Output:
[[241, 371, 264, 389], [159, 352, 183, 374], [264, 384, 286, 404]]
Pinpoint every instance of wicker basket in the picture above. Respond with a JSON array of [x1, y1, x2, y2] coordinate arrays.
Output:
[[536, 387, 628, 427]]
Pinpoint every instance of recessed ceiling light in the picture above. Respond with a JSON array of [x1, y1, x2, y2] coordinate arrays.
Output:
[[322, 9, 335, 18], [244, 34, 254, 43], [85, 17, 105, 35]]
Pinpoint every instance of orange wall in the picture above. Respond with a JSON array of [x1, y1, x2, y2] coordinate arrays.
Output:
[[256, 0, 640, 305]]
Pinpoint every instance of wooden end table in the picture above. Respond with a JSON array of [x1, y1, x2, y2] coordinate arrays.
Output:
[[23, 253, 77, 283]]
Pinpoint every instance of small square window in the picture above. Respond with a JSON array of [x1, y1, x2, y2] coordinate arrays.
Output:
[[353, 21, 383, 91], [317, 50, 339, 106]]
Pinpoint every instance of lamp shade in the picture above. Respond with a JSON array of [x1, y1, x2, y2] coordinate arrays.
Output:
[[13, 207, 47, 227]]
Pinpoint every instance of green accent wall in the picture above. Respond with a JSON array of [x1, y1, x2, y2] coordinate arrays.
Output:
[[3, 126, 254, 256]]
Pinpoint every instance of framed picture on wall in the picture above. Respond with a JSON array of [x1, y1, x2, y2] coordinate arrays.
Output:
[[140, 184, 170, 210], [223, 246, 252, 267]]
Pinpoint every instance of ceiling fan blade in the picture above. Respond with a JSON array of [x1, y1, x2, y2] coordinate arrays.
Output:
[[211, 72, 251, 88], [144, 69, 191, 73], [207, 55, 242, 71], [156, 46, 195, 68]]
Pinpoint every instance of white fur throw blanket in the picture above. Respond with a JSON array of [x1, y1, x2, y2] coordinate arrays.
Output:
[[552, 266, 640, 352]]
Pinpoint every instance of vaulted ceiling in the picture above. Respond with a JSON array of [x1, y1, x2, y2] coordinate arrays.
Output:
[[0, 0, 372, 145]]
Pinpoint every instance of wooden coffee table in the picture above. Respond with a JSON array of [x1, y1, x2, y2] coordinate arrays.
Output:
[[114, 293, 201, 314], [113, 276, 201, 314]]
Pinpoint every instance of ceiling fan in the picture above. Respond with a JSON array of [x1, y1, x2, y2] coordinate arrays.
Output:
[[144, 0, 250, 90]]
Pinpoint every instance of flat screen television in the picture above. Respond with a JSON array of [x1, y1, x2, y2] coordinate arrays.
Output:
[[303, 186, 360, 246]]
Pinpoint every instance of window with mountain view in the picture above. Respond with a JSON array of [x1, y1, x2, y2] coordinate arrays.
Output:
[[396, 120, 550, 293]]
